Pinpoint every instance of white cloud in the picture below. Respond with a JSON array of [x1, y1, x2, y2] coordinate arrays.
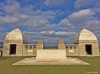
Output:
[[44, 0, 67, 6], [0, 15, 19, 24], [69, 9, 94, 20], [59, 18, 71, 27], [55, 32, 76, 35], [0, 0, 60, 30], [68, 9, 94, 25], [1, 0, 100, 45], [57, 18, 75, 32], [75, 0, 95, 8], [1, 0, 20, 14], [40, 31, 54, 34], [75, 0, 100, 13], [18, 16, 50, 28], [0, 10, 56, 27], [23, 31, 69, 44], [0, 0, 63, 36], [57, 9, 96, 32], [40, 31, 76, 36], [0, 13, 31, 24], [86, 20, 100, 31], [0, 0, 58, 30], [14, 13, 30, 19], [40, 10, 58, 20], [93, 1, 100, 13]]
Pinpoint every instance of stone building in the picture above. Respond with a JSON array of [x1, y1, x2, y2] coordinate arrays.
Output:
[[2, 28, 100, 56], [3, 28, 26, 56], [74, 28, 99, 56]]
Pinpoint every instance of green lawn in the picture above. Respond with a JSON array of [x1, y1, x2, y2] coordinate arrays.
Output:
[[0, 56, 100, 74]]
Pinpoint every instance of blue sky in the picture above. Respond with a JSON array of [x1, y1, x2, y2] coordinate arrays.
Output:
[[0, 0, 100, 46]]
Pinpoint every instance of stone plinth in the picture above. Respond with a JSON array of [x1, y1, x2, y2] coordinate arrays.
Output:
[[36, 50, 67, 61]]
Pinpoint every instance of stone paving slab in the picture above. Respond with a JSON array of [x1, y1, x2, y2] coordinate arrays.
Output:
[[12, 57, 90, 65]]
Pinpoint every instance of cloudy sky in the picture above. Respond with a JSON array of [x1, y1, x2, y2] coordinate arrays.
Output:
[[0, 0, 100, 46]]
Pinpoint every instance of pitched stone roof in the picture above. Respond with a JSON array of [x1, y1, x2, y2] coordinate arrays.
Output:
[[5, 28, 24, 43], [74, 28, 98, 43]]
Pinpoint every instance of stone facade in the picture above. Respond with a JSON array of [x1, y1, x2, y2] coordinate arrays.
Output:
[[2, 28, 100, 56], [78, 42, 99, 56]]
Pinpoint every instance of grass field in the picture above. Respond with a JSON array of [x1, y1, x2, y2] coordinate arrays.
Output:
[[0, 56, 100, 74]]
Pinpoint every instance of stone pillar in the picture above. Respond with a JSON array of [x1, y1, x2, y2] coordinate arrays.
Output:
[[36, 39, 43, 50], [58, 39, 66, 49]]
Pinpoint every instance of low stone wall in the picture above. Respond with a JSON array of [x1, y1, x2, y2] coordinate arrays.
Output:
[[22, 44, 36, 56], [66, 44, 79, 56]]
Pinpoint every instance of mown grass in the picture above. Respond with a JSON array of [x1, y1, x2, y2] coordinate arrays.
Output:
[[0, 56, 100, 74]]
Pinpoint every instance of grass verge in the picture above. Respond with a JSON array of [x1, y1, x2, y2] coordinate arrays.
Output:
[[0, 56, 100, 74]]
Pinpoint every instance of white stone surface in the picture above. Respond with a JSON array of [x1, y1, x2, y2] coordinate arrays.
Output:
[[12, 57, 90, 65], [79, 28, 97, 41], [27, 50, 33, 52], [69, 50, 74, 53], [5, 28, 23, 41], [36, 50, 67, 61], [74, 28, 98, 43]]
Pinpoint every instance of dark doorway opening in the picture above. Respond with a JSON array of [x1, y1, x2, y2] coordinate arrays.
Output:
[[85, 45, 92, 55], [10, 44, 16, 55]]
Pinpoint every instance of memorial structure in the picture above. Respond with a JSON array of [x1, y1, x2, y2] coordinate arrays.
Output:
[[2, 28, 100, 57]]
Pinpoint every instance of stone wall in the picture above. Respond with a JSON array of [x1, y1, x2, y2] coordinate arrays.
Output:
[[78, 40, 99, 56], [66, 44, 79, 56], [3, 40, 23, 56], [22, 44, 36, 56]]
